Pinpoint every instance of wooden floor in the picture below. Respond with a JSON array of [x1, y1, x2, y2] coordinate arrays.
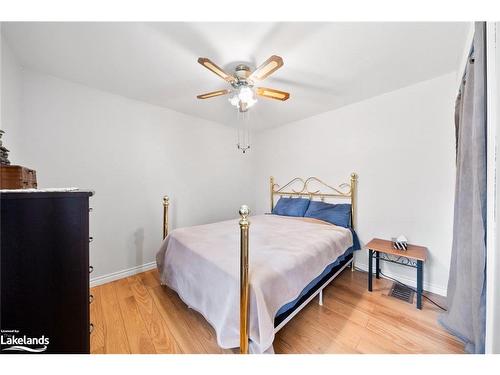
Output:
[[90, 268, 464, 354]]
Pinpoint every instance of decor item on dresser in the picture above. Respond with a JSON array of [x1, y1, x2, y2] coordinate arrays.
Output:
[[0, 130, 11, 165], [0, 190, 94, 354], [0, 165, 38, 189], [0, 130, 37, 189]]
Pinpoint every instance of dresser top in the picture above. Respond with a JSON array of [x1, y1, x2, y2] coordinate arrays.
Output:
[[0, 189, 94, 199]]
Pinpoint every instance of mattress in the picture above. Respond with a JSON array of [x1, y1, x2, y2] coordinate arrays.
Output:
[[275, 246, 354, 318], [156, 214, 357, 353]]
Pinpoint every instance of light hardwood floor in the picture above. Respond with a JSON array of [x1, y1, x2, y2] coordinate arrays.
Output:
[[90, 269, 464, 354]]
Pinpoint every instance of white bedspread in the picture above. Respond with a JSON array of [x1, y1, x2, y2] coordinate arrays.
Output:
[[156, 214, 353, 353]]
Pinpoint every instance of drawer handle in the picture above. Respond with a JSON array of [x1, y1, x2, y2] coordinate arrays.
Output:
[[89, 266, 94, 274], [89, 207, 93, 212], [89, 237, 94, 243], [89, 323, 94, 334], [89, 294, 94, 304]]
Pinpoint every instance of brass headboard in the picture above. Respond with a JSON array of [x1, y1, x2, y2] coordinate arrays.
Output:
[[269, 173, 358, 229]]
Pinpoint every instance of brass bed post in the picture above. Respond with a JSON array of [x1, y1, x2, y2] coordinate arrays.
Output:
[[163, 195, 170, 239], [350, 173, 358, 272], [270, 176, 275, 213], [239, 205, 250, 354]]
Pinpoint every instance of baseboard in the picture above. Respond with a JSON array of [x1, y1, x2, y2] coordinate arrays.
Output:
[[90, 261, 157, 287], [354, 261, 447, 297]]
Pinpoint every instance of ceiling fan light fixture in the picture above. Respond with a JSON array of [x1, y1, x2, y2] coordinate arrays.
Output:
[[229, 92, 240, 106], [238, 86, 255, 102], [244, 97, 257, 109], [229, 86, 257, 111]]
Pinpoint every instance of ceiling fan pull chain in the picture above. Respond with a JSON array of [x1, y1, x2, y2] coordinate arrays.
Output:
[[236, 108, 251, 154]]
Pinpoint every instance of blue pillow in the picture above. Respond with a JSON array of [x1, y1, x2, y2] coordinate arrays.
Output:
[[272, 197, 310, 217], [304, 201, 351, 228]]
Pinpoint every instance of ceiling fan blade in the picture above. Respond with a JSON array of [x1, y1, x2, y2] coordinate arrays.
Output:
[[249, 55, 284, 81], [198, 58, 235, 83], [256, 87, 290, 101], [196, 89, 230, 99]]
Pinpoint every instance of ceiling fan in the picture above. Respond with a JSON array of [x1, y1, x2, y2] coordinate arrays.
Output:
[[196, 55, 290, 112]]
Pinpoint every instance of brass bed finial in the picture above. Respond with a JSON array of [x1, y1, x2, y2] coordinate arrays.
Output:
[[239, 205, 250, 354], [239, 205, 250, 220], [163, 195, 170, 239]]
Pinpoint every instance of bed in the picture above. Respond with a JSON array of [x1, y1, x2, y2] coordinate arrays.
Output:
[[156, 174, 359, 353]]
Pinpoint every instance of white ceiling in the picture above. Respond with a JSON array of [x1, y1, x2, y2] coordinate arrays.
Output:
[[3, 22, 469, 130]]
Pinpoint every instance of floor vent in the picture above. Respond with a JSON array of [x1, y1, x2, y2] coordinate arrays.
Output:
[[389, 282, 414, 304]]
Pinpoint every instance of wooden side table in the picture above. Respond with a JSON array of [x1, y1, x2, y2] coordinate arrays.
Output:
[[365, 238, 428, 309]]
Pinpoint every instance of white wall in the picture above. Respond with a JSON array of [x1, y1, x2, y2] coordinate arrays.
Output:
[[0, 27, 23, 162], [455, 23, 475, 90], [15, 69, 254, 283], [252, 73, 457, 295]]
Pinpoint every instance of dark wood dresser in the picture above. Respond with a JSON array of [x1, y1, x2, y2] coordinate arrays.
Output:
[[0, 190, 94, 354]]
